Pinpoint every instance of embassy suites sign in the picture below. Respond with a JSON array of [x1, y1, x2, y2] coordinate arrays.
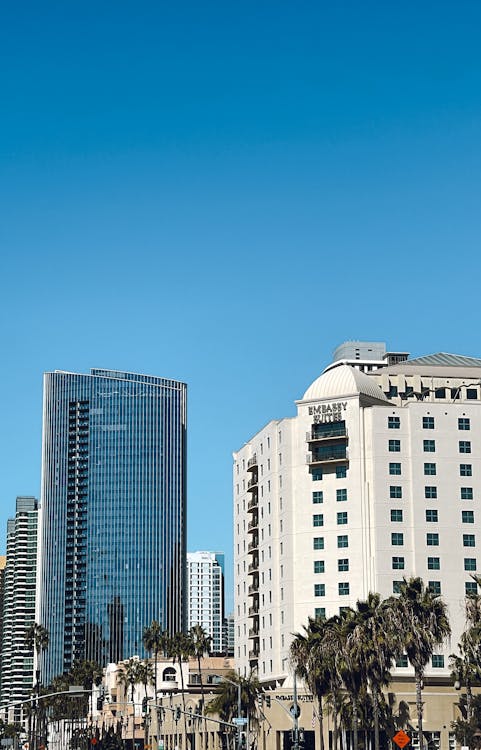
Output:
[[308, 401, 347, 424]]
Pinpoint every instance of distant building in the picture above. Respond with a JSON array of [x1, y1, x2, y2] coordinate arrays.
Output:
[[36, 369, 187, 684], [234, 341, 481, 684], [0, 497, 38, 721], [187, 551, 225, 653], [223, 612, 235, 657]]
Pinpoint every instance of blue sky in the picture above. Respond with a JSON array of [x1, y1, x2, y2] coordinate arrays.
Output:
[[2, 1, 481, 609]]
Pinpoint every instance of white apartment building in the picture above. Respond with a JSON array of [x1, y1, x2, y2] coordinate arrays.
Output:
[[187, 551, 225, 654], [233, 342, 481, 684]]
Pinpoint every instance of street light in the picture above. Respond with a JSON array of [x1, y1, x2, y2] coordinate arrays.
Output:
[[212, 675, 242, 750]]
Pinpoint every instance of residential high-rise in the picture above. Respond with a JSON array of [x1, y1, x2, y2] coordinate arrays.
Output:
[[0, 497, 38, 721], [187, 551, 225, 654], [233, 342, 481, 684], [36, 369, 187, 684]]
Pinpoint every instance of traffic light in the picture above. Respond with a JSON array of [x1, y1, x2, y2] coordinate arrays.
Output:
[[240, 733, 247, 749], [142, 697, 148, 715], [175, 706, 181, 721], [265, 695, 271, 708], [257, 693, 263, 709]]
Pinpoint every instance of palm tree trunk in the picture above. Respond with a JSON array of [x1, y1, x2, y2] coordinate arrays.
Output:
[[318, 698, 325, 750], [351, 694, 359, 750], [371, 688, 380, 750], [415, 672, 424, 750], [154, 647, 159, 699], [198, 653, 207, 750], [332, 695, 339, 750], [179, 658, 189, 749], [466, 680, 473, 723]]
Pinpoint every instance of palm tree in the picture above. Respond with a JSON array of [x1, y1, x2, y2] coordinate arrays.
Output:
[[117, 658, 142, 702], [335, 608, 364, 750], [205, 669, 260, 748], [136, 660, 155, 701], [388, 577, 451, 749], [25, 622, 49, 688], [188, 625, 211, 741], [352, 593, 396, 750], [143, 620, 169, 698], [168, 632, 194, 744]]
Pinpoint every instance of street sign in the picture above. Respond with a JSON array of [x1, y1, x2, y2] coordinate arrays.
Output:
[[1, 741, 13, 747], [393, 731, 411, 748], [233, 718, 248, 726]]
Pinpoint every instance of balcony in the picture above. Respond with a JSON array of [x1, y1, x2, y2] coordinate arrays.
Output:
[[248, 581, 259, 595], [248, 517, 258, 532], [248, 603, 259, 616], [247, 497, 259, 512], [248, 560, 259, 574], [247, 476, 259, 492], [306, 423, 348, 443], [307, 445, 348, 465], [248, 628, 259, 638], [247, 455, 258, 471], [249, 649, 260, 661], [248, 538, 259, 552]]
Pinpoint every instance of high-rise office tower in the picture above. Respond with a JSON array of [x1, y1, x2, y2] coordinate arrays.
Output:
[[0, 497, 38, 721], [234, 342, 481, 683], [187, 551, 225, 654], [36, 369, 187, 684]]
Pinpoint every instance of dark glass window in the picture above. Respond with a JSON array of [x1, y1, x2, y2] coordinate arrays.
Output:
[[460, 464, 472, 477], [391, 509, 403, 522], [389, 440, 401, 452], [423, 440, 435, 452], [458, 418, 471, 430], [389, 462, 401, 475], [390, 486, 402, 498], [427, 557, 440, 570], [424, 463, 436, 475], [425, 486, 437, 498], [388, 416, 400, 429], [460, 441, 472, 454], [423, 416, 435, 429], [313, 537, 324, 550], [426, 509, 438, 522]]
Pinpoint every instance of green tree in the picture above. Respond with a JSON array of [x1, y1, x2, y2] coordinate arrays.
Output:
[[388, 577, 451, 749], [25, 622, 49, 688], [117, 657, 142, 702], [168, 632, 194, 743]]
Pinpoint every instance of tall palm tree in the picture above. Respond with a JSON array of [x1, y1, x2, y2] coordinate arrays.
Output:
[[388, 577, 451, 749], [168, 632, 194, 744], [25, 622, 49, 688], [335, 608, 363, 750], [117, 658, 142, 702], [352, 593, 396, 750], [188, 625, 211, 741], [143, 620, 169, 699]]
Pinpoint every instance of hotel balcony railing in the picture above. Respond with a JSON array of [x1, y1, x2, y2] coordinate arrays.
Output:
[[307, 446, 348, 465], [248, 538, 259, 552], [306, 426, 348, 442], [247, 476, 259, 490], [248, 582, 259, 595], [248, 628, 259, 638], [247, 455, 258, 471], [249, 649, 260, 660], [248, 561, 259, 573], [248, 604, 259, 616], [247, 497, 259, 512], [248, 518, 259, 532]]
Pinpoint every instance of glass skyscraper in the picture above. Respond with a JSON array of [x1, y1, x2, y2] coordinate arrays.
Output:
[[36, 369, 187, 684]]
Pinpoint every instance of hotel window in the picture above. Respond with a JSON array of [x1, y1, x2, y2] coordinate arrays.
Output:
[[388, 384, 398, 398], [314, 560, 325, 574], [313, 514, 324, 527], [463, 534, 476, 547], [424, 463, 436, 475], [313, 537, 324, 550], [390, 486, 402, 498], [459, 417, 471, 430], [427, 533, 439, 546], [465, 581, 478, 595], [428, 581, 441, 595], [337, 535, 348, 548], [338, 582, 350, 596], [423, 416, 435, 429], [338, 558, 349, 572], [389, 439, 401, 452], [460, 464, 473, 477], [460, 441, 472, 454], [432, 655, 444, 668], [392, 556, 405, 570], [315, 607, 326, 620], [464, 558, 477, 571], [426, 509, 438, 522], [391, 533, 404, 546], [312, 469, 323, 481], [435, 388, 446, 399], [423, 440, 436, 452], [428, 557, 440, 570], [312, 491, 323, 504], [388, 416, 400, 429], [389, 462, 401, 475], [467, 389, 478, 400], [337, 512, 348, 525], [396, 655, 408, 667], [336, 488, 348, 502], [391, 509, 403, 522], [461, 487, 473, 500], [314, 583, 325, 597], [425, 486, 437, 499], [392, 581, 403, 594], [462, 510, 475, 523], [336, 465, 347, 478]]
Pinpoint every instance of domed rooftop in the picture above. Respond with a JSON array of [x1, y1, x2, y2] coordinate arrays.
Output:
[[301, 364, 389, 403]]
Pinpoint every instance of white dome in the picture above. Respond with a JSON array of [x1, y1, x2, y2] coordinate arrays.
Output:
[[301, 364, 388, 403]]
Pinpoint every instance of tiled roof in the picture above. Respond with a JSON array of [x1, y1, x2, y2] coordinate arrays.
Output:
[[406, 353, 481, 367]]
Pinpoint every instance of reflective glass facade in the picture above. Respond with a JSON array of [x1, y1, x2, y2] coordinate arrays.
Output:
[[37, 369, 186, 683]]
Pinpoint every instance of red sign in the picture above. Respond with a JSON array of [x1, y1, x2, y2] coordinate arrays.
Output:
[[393, 731, 411, 748], [91, 739, 98, 746]]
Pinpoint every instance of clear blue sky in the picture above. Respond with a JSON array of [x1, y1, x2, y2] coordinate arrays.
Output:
[[2, 1, 481, 610]]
